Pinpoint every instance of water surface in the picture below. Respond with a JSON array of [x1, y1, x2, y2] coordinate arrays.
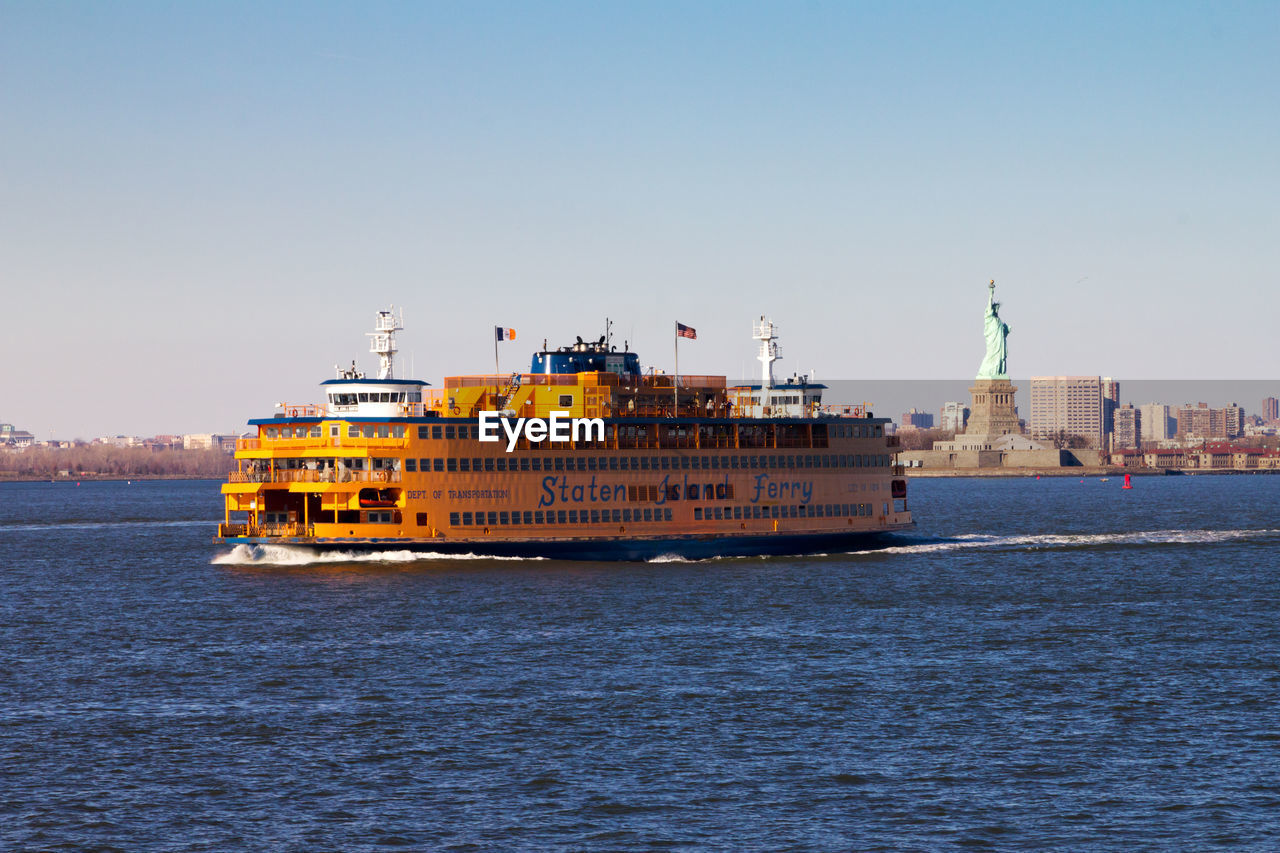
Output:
[[2, 476, 1278, 850]]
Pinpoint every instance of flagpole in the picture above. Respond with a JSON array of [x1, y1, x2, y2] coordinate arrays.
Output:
[[494, 330, 499, 376], [673, 322, 679, 417]]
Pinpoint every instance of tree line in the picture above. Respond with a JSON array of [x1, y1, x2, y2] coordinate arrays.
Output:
[[0, 446, 232, 479]]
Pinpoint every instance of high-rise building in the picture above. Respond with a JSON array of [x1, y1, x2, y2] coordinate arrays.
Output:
[[1139, 403, 1174, 442], [1102, 377, 1120, 437], [1029, 376, 1112, 447], [900, 408, 934, 429], [1113, 404, 1141, 449], [1263, 396, 1279, 423], [1176, 403, 1245, 440], [939, 401, 968, 432]]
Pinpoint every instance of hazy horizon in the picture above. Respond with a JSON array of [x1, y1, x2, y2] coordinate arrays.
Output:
[[3, 3, 1276, 439]]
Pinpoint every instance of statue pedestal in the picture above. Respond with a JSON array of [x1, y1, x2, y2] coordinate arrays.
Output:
[[965, 378, 1020, 437]]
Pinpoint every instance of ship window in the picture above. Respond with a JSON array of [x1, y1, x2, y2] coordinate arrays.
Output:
[[680, 456, 690, 469], [310, 426, 321, 438], [520, 458, 530, 471], [535, 511, 544, 524], [559, 394, 573, 407], [587, 457, 597, 471], [496, 458, 506, 472], [568, 510, 578, 523], [445, 426, 455, 440], [694, 508, 703, 520], [557, 511, 568, 524], [330, 425, 339, 437], [405, 459, 416, 472], [690, 457, 699, 470], [590, 510, 600, 523], [484, 458, 495, 472], [575, 458, 586, 472], [461, 512, 472, 525], [639, 457, 650, 470], [376, 425, 388, 438], [523, 512, 533, 525], [730, 456, 739, 469], [450, 512, 460, 526], [555, 458, 565, 471], [733, 506, 742, 519], [623, 509, 632, 522], [432, 425, 442, 440], [609, 457, 618, 471], [458, 458, 469, 472], [530, 458, 541, 472], [472, 458, 481, 471], [502, 512, 512, 525], [393, 426, 405, 438], [418, 426, 430, 439], [611, 510, 621, 523]]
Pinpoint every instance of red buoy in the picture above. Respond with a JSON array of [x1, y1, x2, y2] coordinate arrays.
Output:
[[1123, 473, 1132, 490]]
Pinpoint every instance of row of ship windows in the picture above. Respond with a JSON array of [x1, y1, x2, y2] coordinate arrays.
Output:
[[452, 508, 674, 526], [448, 502, 879, 527], [405, 453, 891, 474]]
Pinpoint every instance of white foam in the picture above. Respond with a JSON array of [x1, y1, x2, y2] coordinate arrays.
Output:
[[845, 528, 1279, 556], [210, 543, 545, 566], [647, 553, 695, 563]]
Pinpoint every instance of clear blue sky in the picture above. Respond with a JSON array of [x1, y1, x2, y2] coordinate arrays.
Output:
[[2, 1, 1276, 438]]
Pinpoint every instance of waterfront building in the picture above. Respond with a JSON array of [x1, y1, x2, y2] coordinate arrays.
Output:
[[1139, 403, 1174, 442], [900, 408, 934, 430], [1029, 376, 1113, 448], [1264, 396, 1279, 423], [0, 423, 36, 448], [1113, 404, 1140, 450], [939, 402, 968, 432], [1176, 403, 1244, 440]]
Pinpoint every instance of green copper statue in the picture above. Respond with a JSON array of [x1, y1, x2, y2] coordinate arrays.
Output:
[[977, 280, 1010, 379]]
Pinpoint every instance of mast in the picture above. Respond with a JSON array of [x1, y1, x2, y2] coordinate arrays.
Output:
[[368, 306, 403, 380], [753, 316, 781, 388]]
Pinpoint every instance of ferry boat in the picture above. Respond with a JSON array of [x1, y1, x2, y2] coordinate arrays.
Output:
[[214, 309, 912, 560]]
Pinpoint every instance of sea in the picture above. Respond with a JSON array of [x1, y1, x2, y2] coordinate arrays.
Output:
[[2, 476, 1278, 851]]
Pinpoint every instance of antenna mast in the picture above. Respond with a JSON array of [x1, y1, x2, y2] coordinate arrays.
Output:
[[368, 306, 403, 379], [753, 316, 782, 388]]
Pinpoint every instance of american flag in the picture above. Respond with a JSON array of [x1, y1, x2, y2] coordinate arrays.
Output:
[[676, 322, 697, 340]]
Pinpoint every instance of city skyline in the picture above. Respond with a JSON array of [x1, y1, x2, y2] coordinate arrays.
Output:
[[3, 3, 1277, 439]]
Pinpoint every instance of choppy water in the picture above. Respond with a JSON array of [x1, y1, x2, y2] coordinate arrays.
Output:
[[2, 476, 1279, 850]]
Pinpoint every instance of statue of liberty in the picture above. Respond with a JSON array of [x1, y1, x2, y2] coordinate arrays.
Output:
[[977, 280, 1010, 379]]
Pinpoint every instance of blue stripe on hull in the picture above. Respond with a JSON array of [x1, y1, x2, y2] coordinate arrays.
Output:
[[217, 529, 908, 562]]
